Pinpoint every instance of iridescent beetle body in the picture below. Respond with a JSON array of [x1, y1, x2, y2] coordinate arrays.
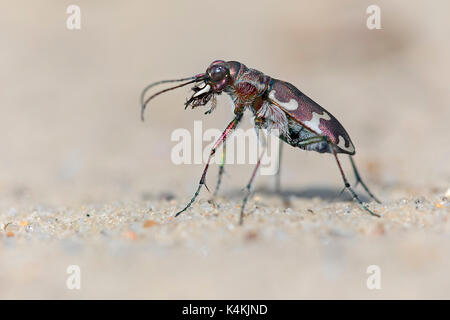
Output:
[[141, 60, 381, 224], [219, 61, 355, 155]]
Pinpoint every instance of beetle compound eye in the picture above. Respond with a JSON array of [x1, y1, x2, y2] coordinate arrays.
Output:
[[210, 66, 227, 82]]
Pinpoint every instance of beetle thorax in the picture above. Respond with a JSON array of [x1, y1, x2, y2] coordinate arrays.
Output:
[[225, 67, 271, 111]]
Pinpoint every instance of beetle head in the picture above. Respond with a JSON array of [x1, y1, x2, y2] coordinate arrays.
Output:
[[182, 60, 232, 112], [183, 60, 235, 110], [140, 60, 236, 120]]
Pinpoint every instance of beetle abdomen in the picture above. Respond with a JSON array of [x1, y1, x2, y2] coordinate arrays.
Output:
[[279, 117, 331, 153]]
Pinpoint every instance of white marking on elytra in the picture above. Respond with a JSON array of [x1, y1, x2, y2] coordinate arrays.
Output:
[[337, 135, 354, 153], [303, 111, 331, 134], [265, 89, 354, 153], [269, 89, 332, 135], [269, 90, 299, 111], [193, 84, 211, 97]]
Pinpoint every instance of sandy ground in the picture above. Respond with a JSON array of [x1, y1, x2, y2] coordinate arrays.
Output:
[[0, 1, 449, 299]]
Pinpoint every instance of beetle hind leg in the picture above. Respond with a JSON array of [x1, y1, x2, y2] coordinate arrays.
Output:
[[332, 149, 380, 217], [349, 156, 382, 204]]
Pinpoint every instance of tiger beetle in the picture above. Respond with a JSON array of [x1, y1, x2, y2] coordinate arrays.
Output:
[[141, 60, 381, 224]]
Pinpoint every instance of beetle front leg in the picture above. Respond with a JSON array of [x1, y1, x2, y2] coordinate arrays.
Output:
[[175, 114, 242, 217]]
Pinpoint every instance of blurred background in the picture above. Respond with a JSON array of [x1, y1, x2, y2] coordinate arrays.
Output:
[[0, 0, 449, 299]]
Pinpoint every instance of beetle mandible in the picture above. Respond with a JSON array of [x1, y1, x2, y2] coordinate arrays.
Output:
[[141, 60, 381, 224]]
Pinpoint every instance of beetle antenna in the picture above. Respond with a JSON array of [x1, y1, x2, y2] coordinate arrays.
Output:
[[140, 74, 206, 121], [141, 77, 195, 107]]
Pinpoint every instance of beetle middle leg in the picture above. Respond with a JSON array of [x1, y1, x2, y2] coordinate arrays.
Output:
[[240, 129, 267, 225], [212, 142, 226, 197]]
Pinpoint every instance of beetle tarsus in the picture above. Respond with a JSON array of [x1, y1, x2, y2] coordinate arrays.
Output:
[[333, 150, 380, 217], [349, 156, 382, 204], [174, 183, 203, 217], [345, 183, 381, 217]]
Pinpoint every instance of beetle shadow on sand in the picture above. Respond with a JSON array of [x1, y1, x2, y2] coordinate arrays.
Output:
[[144, 185, 371, 207], [222, 185, 370, 204]]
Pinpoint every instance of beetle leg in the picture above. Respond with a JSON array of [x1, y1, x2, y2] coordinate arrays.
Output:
[[239, 128, 267, 225], [332, 148, 380, 217], [212, 142, 226, 197], [332, 186, 346, 202], [175, 114, 243, 217], [349, 156, 381, 204], [275, 141, 283, 193]]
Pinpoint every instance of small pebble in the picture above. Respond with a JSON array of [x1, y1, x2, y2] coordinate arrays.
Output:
[[143, 220, 158, 228]]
